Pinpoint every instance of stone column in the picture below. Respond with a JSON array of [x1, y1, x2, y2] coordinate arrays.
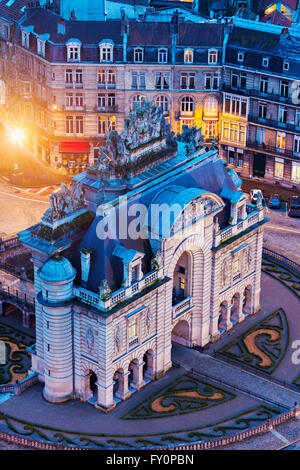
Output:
[[115, 370, 131, 400], [144, 352, 155, 380], [96, 381, 115, 412], [130, 361, 145, 391], [231, 298, 245, 323], [224, 304, 233, 330]]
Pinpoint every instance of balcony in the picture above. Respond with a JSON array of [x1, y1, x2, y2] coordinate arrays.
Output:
[[74, 269, 161, 312], [248, 114, 298, 133], [172, 296, 193, 320], [97, 82, 116, 89], [64, 105, 86, 112], [223, 84, 296, 106], [247, 141, 297, 159], [95, 105, 118, 113], [214, 207, 264, 248]]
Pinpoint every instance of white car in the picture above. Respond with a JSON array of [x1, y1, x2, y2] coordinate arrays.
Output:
[[250, 189, 263, 205]]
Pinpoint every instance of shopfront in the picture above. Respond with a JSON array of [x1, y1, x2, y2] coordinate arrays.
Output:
[[59, 141, 90, 174]]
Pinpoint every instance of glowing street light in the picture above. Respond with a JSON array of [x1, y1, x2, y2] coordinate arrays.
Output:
[[7, 128, 25, 145]]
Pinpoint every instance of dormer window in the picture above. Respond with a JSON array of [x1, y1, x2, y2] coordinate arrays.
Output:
[[37, 37, 45, 57], [262, 57, 269, 68], [99, 40, 114, 63], [283, 61, 289, 71], [21, 30, 30, 48], [184, 49, 193, 64], [66, 39, 81, 62], [238, 52, 244, 62], [134, 47, 144, 63], [208, 49, 218, 64], [158, 48, 168, 64], [113, 245, 144, 288]]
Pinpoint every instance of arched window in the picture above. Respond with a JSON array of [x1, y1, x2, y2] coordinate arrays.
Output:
[[181, 96, 194, 113], [155, 95, 169, 115], [134, 48, 144, 63], [208, 49, 218, 64], [132, 94, 146, 109], [99, 41, 114, 63], [158, 48, 168, 64], [184, 49, 193, 64]]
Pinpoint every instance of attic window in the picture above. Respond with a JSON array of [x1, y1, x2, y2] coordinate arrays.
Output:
[[37, 37, 45, 57], [21, 30, 30, 48], [238, 52, 244, 62], [208, 49, 218, 65], [99, 42, 114, 63], [134, 48, 144, 63], [184, 49, 193, 64], [158, 48, 168, 64], [283, 61, 289, 71], [262, 57, 269, 68], [66, 41, 81, 62]]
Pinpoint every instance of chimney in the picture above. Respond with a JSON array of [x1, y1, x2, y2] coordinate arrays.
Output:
[[80, 248, 92, 287], [57, 18, 66, 35]]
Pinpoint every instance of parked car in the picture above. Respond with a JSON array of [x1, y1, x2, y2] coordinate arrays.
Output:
[[250, 189, 263, 205], [288, 196, 300, 217], [268, 194, 281, 209]]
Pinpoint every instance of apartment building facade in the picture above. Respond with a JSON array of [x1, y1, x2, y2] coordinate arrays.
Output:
[[0, 3, 299, 188]]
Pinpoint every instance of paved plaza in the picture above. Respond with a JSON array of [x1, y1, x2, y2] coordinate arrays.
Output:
[[0, 268, 299, 450]]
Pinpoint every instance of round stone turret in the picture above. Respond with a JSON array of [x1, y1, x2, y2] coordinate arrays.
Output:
[[38, 253, 76, 404]]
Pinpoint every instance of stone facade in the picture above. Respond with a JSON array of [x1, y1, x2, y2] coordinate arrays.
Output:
[[19, 102, 266, 409]]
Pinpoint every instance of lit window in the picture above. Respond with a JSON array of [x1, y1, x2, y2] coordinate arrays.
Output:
[[107, 115, 116, 132], [291, 164, 300, 182], [98, 116, 106, 135], [184, 49, 193, 63], [128, 317, 137, 342], [274, 160, 284, 178], [277, 132, 286, 151], [134, 48, 144, 63], [233, 259, 240, 276], [208, 49, 218, 64]]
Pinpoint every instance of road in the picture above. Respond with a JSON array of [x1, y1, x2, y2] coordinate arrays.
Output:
[[0, 182, 47, 236]]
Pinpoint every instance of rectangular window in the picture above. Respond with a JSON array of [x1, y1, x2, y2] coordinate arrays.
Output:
[[231, 73, 239, 88], [277, 132, 286, 151], [97, 93, 105, 109], [75, 116, 83, 134], [260, 77, 268, 93], [158, 48, 168, 63], [240, 73, 246, 89], [128, 318, 137, 342], [66, 69, 73, 84], [278, 106, 287, 123], [233, 259, 240, 275], [98, 116, 106, 135], [296, 110, 300, 128], [237, 153, 243, 167], [228, 149, 235, 165], [274, 161, 284, 178], [66, 116, 73, 134], [294, 136, 300, 155], [291, 164, 300, 183], [75, 93, 83, 108], [180, 72, 195, 90], [280, 80, 289, 98], [258, 103, 266, 119], [155, 72, 169, 90], [107, 93, 115, 108], [75, 69, 83, 84]]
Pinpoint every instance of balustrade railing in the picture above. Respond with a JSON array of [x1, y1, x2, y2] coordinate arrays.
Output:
[[74, 270, 161, 312], [172, 296, 193, 319], [215, 206, 264, 247]]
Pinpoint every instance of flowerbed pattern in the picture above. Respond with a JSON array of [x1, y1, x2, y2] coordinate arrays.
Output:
[[0, 321, 34, 384], [121, 374, 236, 420], [262, 258, 300, 299], [217, 308, 289, 374], [0, 405, 283, 449]]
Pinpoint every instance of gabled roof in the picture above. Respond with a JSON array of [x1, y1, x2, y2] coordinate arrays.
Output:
[[261, 9, 292, 26]]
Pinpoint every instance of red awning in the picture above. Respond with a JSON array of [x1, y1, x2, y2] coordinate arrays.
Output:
[[59, 141, 90, 153]]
